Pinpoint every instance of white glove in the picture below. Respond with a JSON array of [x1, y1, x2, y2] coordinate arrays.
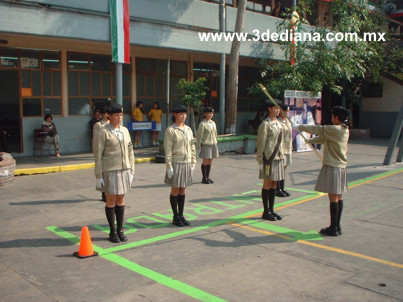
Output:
[[292, 124, 299, 131], [167, 168, 174, 179], [96, 178, 104, 189], [191, 165, 195, 176], [130, 174, 134, 184]]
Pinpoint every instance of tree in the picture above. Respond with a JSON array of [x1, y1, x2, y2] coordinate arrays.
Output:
[[225, 0, 247, 134], [252, 0, 403, 108], [177, 77, 209, 134]]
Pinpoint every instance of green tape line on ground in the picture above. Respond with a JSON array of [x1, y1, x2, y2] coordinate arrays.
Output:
[[348, 167, 403, 187], [103, 253, 227, 302], [46, 226, 227, 302]]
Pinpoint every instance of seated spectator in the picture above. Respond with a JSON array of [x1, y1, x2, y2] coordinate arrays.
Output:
[[272, 1, 286, 18], [41, 114, 61, 157]]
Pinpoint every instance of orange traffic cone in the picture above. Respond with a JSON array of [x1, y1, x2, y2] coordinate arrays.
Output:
[[73, 226, 98, 258]]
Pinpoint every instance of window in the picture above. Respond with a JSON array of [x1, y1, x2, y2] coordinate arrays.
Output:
[[7, 49, 63, 117], [68, 52, 132, 115], [136, 58, 187, 113]]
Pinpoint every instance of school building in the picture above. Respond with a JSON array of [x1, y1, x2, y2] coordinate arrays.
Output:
[[0, 0, 401, 156]]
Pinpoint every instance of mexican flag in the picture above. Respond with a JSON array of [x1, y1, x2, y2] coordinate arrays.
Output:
[[110, 0, 130, 64]]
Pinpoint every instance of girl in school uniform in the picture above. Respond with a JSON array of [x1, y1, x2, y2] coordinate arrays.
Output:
[[294, 106, 350, 236], [164, 105, 197, 227], [92, 105, 110, 202], [93, 104, 135, 243], [276, 103, 293, 197], [148, 101, 163, 146], [196, 106, 219, 184], [256, 101, 284, 221]]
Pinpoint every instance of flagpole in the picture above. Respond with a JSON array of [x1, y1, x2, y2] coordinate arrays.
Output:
[[115, 62, 123, 105], [258, 83, 323, 162]]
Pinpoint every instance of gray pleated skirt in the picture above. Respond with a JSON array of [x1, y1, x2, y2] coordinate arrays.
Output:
[[199, 144, 219, 159], [283, 153, 292, 166], [314, 165, 348, 194], [98, 169, 132, 195], [259, 159, 285, 181], [164, 162, 193, 188]]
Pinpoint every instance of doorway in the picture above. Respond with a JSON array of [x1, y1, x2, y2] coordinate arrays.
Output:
[[0, 70, 21, 153]]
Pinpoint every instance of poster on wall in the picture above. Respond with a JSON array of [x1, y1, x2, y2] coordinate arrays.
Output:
[[284, 90, 322, 152]]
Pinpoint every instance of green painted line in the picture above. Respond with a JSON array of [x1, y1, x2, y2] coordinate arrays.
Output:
[[238, 220, 323, 241], [101, 210, 263, 254], [102, 253, 227, 302], [348, 168, 403, 187], [46, 226, 227, 302]]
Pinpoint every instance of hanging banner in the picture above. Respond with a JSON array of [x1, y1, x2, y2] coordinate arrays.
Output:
[[284, 90, 322, 152], [110, 0, 130, 64]]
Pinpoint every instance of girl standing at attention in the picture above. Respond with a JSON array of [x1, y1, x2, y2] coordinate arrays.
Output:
[[93, 104, 135, 243], [196, 106, 219, 184], [256, 101, 284, 221], [294, 106, 350, 236], [164, 105, 196, 227]]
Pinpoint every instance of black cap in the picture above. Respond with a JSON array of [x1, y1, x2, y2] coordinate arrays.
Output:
[[280, 103, 290, 111], [100, 105, 110, 114], [173, 105, 188, 113], [108, 103, 123, 114], [265, 99, 277, 108], [204, 106, 214, 113]]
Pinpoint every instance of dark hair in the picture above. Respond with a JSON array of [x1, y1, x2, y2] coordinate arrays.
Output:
[[331, 106, 350, 127], [204, 106, 214, 113], [101, 105, 109, 114], [44, 114, 52, 121], [136, 101, 144, 113], [153, 101, 160, 110]]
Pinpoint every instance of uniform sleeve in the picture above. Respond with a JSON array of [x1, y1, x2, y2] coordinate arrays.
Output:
[[127, 129, 135, 175], [164, 129, 173, 170], [190, 130, 197, 167], [256, 122, 267, 165], [93, 128, 106, 179], [196, 122, 204, 149], [307, 135, 326, 145]]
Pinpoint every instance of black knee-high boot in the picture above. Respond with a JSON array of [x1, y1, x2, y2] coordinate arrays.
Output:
[[276, 181, 286, 197], [105, 207, 119, 243], [206, 165, 214, 183], [320, 202, 339, 236], [269, 188, 282, 220], [337, 200, 343, 235], [170, 195, 184, 227], [178, 195, 190, 226], [280, 179, 290, 196], [201, 165, 209, 184], [261, 188, 276, 221], [115, 205, 128, 242]]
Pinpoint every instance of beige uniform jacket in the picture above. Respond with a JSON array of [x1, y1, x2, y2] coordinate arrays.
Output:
[[164, 124, 196, 170], [256, 118, 283, 165], [196, 119, 218, 149], [93, 124, 135, 179], [279, 117, 292, 155], [92, 119, 108, 152], [299, 124, 349, 168]]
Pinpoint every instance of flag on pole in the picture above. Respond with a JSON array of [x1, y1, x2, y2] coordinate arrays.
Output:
[[110, 0, 130, 64]]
